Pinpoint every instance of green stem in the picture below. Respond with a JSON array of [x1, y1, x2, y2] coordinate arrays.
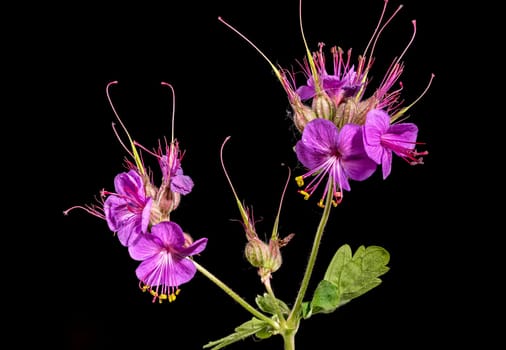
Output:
[[287, 185, 333, 325], [282, 330, 296, 350], [193, 260, 279, 330], [264, 278, 287, 327]]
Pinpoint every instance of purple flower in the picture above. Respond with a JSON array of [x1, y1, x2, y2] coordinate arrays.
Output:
[[363, 109, 427, 179], [128, 221, 208, 303], [295, 119, 376, 207], [103, 170, 153, 247], [159, 140, 194, 195], [296, 45, 363, 102]]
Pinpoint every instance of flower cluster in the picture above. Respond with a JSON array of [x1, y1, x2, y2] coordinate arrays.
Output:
[[64, 81, 208, 303], [219, 0, 432, 208]]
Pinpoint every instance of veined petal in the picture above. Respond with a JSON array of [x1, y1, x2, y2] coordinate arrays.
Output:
[[363, 110, 390, 164], [103, 195, 125, 232], [381, 149, 393, 179], [296, 85, 316, 100], [387, 123, 419, 151], [128, 231, 164, 261], [135, 254, 197, 287], [301, 119, 339, 151], [179, 237, 208, 256], [296, 119, 339, 170], [115, 170, 145, 199], [339, 125, 377, 181], [171, 174, 194, 195], [152, 221, 185, 247]]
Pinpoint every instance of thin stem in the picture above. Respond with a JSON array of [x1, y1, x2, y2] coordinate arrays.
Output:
[[193, 260, 279, 330], [264, 278, 287, 328], [287, 184, 333, 325]]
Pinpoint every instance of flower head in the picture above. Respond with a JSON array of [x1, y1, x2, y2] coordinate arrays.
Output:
[[363, 109, 427, 179], [295, 119, 376, 207], [128, 221, 208, 303], [64, 81, 195, 241], [219, 1, 433, 206]]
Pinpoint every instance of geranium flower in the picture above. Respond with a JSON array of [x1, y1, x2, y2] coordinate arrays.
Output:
[[295, 119, 376, 207], [295, 45, 363, 103], [158, 140, 194, 195], [103, 169, 153, 247], [363, 109, 426, 179], [128, 221, 208, 303]]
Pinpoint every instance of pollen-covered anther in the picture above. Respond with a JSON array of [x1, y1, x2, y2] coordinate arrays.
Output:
[[295, 176, 305, 187], [298, 190, 310, 200], [333, 191, 342, 207], [146, 288, 180, 303], [408, 149, 428, 165]]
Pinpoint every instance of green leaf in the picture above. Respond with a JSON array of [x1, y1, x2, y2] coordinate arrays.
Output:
[[325, 244, 390, 306], [255, 293, 290, 316], [202, 318, 273, 350], [301, 301, 312, 319], [306, 279, 340, 317]]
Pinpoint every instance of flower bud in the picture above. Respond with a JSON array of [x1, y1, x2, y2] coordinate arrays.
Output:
[[312, 92, 335, 120], [245, 238, 283, 282], [334, 96, 374, 127], [245, 238, 271, 268], [292, 103, 317, 132]]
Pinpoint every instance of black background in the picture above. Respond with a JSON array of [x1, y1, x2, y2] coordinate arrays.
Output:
[[18, 0, 482, 348]]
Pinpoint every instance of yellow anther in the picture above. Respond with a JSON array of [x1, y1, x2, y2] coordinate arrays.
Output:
[[295, 176, 304, 187], [298, 190, 310, 200], [317, 200, 325, 208]]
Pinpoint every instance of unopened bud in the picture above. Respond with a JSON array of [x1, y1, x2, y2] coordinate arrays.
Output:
[[292, 104, 317, 132], [312, 92, 335, 120], [245, 238, 283, 283], [245, 239, 271, 268]]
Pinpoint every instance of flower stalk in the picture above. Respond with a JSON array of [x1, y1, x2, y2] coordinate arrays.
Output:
[[193, 260, 280, 330], [287, 181, 333, 326]]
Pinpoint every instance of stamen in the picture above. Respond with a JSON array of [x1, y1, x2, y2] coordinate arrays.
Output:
[[62, 204, 104, 219], [295, 176, 304, 187], [298, 190, 310, 200]]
